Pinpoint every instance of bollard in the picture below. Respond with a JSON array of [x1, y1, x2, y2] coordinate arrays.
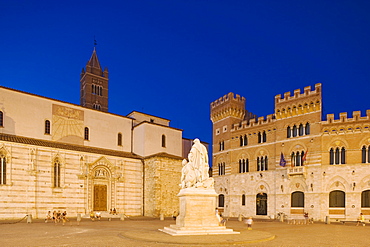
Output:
[[120, 214, 125, 221], [27, 214, 32, 223], [325, 216, 330, 224], [238, 214, 242, 221], [77, 213, 81, 225], [160, 214, 164, 221]]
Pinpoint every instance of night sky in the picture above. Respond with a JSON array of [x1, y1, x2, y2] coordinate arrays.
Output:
[[2, 1, 370, 147]]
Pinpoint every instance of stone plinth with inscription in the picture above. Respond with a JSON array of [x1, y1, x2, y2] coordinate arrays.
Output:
[[159, 139, 239, 236]]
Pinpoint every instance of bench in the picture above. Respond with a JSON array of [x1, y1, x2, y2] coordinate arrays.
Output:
[[340, 220, 365, 226]]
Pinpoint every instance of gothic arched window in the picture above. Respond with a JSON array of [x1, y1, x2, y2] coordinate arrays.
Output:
[[161, 134, 166, 148], [53, 158, 61, 188], [0, 153, 6, 185], [117, 133, 122, 146], [45, 120, 51, 135], [84, 127, 89, 140]]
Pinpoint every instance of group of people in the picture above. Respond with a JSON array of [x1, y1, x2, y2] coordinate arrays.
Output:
[[45, 210, 69, 225]]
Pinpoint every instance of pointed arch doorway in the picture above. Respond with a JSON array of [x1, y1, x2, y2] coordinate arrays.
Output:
[[256, 193, 267, 215]]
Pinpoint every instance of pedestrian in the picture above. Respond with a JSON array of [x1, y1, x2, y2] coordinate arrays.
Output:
[[90, 211, 95, 221], [62, 211, 69, 225], [356, 213, 365, 226], [304, 212, 309, 224], [244, 217, 253, 230], [172, 211, 178, 220], [52, 211, 58, 224], [45, 211, 52, 223], [96, 211, 101, 221], [56, 211, 62, 223]]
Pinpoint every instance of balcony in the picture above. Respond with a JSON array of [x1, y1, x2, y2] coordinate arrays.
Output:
[[287, 166, 306, 177]]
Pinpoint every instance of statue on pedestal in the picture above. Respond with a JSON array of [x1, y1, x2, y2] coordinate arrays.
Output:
[[180, 138, 214, 189]]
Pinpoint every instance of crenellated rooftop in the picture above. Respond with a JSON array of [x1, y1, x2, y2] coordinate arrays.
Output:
[[275, 83, 321, 104], [230, 114, 275, 131], [210, 92, 245, 109], [323, 110, 370, 124]]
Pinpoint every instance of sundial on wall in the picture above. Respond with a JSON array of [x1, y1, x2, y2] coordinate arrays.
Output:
[[52, 104, 84, 145]]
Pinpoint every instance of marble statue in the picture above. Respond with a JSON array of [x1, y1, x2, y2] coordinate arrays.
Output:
[[180, 138, 214, 189]]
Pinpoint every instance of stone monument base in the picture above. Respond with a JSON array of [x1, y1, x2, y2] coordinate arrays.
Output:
[[159, 187, 239, 236]]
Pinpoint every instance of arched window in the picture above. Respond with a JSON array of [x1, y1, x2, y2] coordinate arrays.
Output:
[[0, 111, 3, 127], [117, 133, 122, 146], [341, 147, 346, 164], [335, 148, 340, 164], [240, 136, 243, 146], [261, 157, 265, 171], [242, 194, 246, 206], [362, 146, 367, 163], [161, 134, 166, 148], [244, 135, 248, 146], [299, 124, 304, 136], [329, 190, 345, 207], [295, 151, 301, 166], [45, 120, 51, 134], [218, 163, 225, 175], [291, 191, 304, 207], [330, 148, 334, 165], [84, 127, 89, 140], [218, 194, 225, 207], [246, 159, 249, 172], [293, 125, 297, 137], [262, 131, 266, 143], [287, 126, 291, 138], [257, 157, 261, 171], [305, 123, 310, 135], [53, 158, 61, 188], [258, 132, 261, 143], [0, 154, 6, 185], [291, 152, 296, 166], [92, 84, 94, 94], [265, 156, 268, 170], [219, 141, 225, 151], [301, 151, 305, 165], [361, 190, 370, 208]]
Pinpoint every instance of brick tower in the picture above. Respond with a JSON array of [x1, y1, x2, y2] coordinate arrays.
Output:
[[80, 48, 109, 112]]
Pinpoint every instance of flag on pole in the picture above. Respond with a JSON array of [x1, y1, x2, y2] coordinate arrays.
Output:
[[279, 153, 286, 167], [302, 149, 308, 164]]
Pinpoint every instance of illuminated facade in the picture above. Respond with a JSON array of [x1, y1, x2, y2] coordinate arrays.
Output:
[[0, 49, 184, 219], [211, 84, 370, 221]]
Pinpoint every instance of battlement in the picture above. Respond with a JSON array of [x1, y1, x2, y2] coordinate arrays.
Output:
[[231, 114, 275, 131], [324, 110, 370, 124], [210, 92, 246, 123], [210, 92, 245, 109], [275, 83, 321, 104]]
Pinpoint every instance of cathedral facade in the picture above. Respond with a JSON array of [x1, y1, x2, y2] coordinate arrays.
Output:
[[211, 84, 370, 221], [0, 49, 184, 219]]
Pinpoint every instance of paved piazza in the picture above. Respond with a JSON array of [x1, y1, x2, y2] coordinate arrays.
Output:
[[0, 217, 369, 246]]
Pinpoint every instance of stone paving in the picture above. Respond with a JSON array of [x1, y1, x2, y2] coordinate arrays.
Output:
[[0, 217, 369, 246]]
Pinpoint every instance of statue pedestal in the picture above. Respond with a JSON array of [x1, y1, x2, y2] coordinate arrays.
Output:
[[159, 188, 239, 236]]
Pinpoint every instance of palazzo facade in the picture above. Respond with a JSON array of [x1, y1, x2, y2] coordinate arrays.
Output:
[[0, 49, 185, 219], [211, 84, 370, 221]]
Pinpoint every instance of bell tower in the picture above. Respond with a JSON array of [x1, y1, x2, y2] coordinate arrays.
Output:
[[80, 48, 109, 112]]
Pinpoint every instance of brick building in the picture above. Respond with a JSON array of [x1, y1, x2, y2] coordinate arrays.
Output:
[[211, 84, 370, 221]]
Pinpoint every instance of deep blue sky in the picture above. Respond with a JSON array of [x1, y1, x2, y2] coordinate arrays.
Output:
[[2, 1, 370, 146]]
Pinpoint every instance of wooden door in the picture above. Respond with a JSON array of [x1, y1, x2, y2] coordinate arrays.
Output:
[[93, 185, 107, 211]]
